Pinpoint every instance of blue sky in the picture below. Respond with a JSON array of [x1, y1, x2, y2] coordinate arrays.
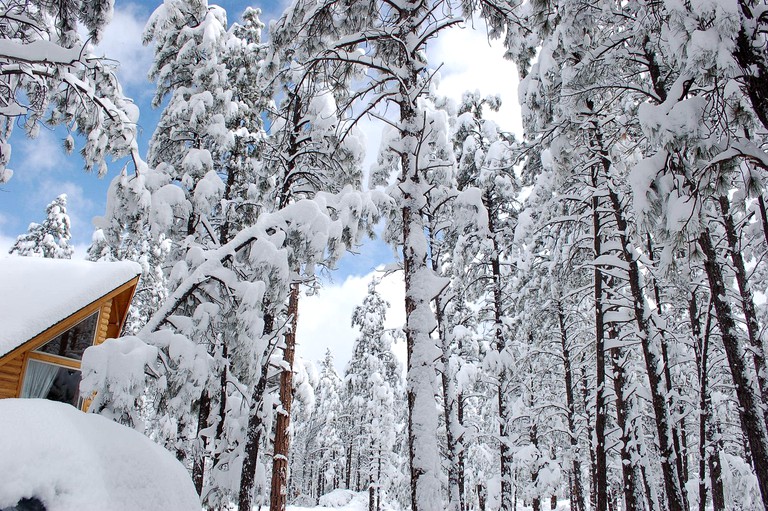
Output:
[[0, 0, 521, 368]]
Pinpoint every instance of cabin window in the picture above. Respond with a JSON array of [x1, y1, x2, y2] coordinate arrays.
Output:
[[20, 359, 81, 407], [18, 310, 99, 408], [34, 311, 99, 361]]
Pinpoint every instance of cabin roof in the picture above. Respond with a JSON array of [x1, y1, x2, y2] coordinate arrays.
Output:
[[0, 257, 142, 358]]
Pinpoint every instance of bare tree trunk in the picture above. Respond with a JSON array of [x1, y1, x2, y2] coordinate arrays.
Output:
[[707, 428, 725, 511], [531, 423, 541, 511], [270, 283, 300, 511], [477, 484, 486, 511], [212, 342, 228, 471], [581, 359, 598, 511], [345, 436, 353, 489], [486, 193, 513, 511], [457, 391, 466, 511], [718, 194, 768, 420], [432, 238, 463, 511], [646, 234, 689, 498], [691, 293, 724, 511]]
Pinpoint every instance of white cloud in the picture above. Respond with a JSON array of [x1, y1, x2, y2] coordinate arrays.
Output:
[[15, 130, 66, 176], [429, 19, 522, 137], [94, 4, 153, 89], [296, 269, 406, 374], [357, 19, 521, 183], [0, 232, 15, 254]]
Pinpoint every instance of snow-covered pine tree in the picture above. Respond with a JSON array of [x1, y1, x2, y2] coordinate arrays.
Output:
[[344, 279, 404, 511], [88, 169, 170, 334], [449, 90, 520, 510], [0, 0, 140, 182], [9, 194, 74, 259], [314, 350, 346, 496], [83, 3, 379, 509], [236, 4, 372, 507], [496, 1, 768, 509]]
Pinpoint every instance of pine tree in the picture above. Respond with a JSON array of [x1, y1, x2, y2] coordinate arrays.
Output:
[[344, 279, 403, 511], [0, 0, 140, 182], [10, 194, 74, 259]]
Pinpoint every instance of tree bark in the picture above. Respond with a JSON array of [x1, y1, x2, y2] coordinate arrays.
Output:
[[581, 360, 598, 511], [238, 312, 274, 511], [270, 282, 300, 511], [646, 234, 689, 498], [610, 343, 642, 511], [717, 194, 768, 422], [486, 193, 513, 511], [213, 342, 228, 470], [605, 183, 685, 511], [192, 389, 211, 496], [530, 423, 541, 511], [591, 169, 609, 511]]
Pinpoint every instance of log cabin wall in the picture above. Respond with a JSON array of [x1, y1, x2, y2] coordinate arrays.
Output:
[[0, 354, 23, 399]]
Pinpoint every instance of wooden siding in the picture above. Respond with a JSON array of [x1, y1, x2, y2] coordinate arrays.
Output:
[[0, 354, 23, 398], [96, 299, 112, 346]]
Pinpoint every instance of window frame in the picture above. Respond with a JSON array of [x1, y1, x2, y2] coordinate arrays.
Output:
[[30, 310, 100, 366], [19, 308, 101, 409]]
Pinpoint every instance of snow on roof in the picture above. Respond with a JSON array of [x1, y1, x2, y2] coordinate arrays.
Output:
[[0, 256, 142, 358], [0, 399, 200, 511]]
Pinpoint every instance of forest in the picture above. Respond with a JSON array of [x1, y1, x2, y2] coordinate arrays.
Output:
[[3, 0, 768, 510]]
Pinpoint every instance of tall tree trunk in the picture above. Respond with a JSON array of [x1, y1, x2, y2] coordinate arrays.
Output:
[[238, 312, 274, 510], [212, 342, 228, 470], [457, 391, 465, 510], [270, 282, 300, 511], [707, 427, 725, 511], [345, 435, 353, 490], [431, 227, 464, 511], [646, 234, 689, 497], [192, 390, 211, 496], [531, 423, 541, 511], [610, 342, 642, 511], [717, 194, 768, 420], [581, 359, 598, 511], [486, 192, 513, 511], [591, 168, 609, 511], [556, 300, 585, 511], [398, 23, 444, 505], [699, 228, 768, 510], [691, 293, 724, 511], [604, 182, 685, 511]]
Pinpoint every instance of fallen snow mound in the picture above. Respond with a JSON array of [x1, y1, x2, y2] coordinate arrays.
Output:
[[0, 399, 199, 511], [318, 488, 356, 507]]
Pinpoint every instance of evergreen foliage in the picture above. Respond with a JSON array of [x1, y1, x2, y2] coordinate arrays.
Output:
[[9, 194, 74, 259]]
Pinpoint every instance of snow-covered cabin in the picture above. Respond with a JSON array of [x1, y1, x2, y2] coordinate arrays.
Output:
[[0, 257, 141, 408]]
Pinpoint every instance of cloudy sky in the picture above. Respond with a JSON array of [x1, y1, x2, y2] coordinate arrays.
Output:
[[0, 0, 520, 372]]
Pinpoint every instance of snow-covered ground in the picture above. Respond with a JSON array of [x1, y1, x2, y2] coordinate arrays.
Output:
[[0, 399, 199, 511], [285, 489, 572, 511]]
